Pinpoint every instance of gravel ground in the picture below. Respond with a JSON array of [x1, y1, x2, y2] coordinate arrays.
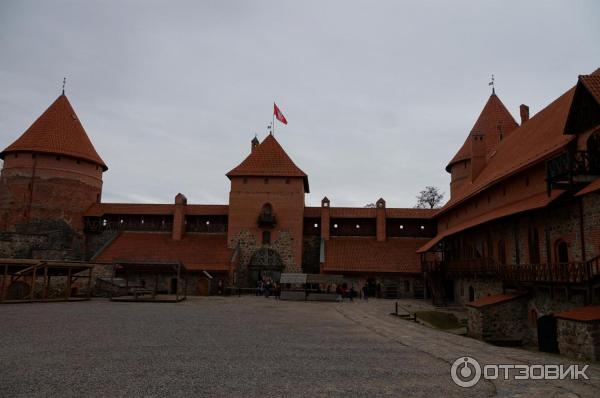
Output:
[[0, 297, 599, 397]]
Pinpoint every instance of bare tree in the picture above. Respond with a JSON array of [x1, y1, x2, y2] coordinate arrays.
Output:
[[415, 186, 445, 209], [364, 203, 376, 208]]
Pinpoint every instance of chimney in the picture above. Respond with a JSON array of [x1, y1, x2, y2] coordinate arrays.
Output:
[[520, 104, 529, 124], [320, 197, 330, 241], [376, 198, 386, 242], [172, 193, 187, 241], [470, 133, 486, 181], [251, 136, 259, 152]]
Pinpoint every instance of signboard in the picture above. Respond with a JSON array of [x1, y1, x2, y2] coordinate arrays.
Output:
[[279, 273, 307, 284]]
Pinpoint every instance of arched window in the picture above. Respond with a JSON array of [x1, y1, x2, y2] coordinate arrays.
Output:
[[261, 203, 272, 216], [497, 240, 506, 265], [556, 240, 569, 263], [528, 227, 540, 264], [587, 132, 600, 173]]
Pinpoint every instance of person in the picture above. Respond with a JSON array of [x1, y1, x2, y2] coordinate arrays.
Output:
[[349, 286, 355, 302], [362, 284, 368, 301], [335, 285, 342, 302], [257, 280, 263, 296]]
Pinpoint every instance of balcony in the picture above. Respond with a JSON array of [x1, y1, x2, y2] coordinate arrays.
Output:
[[257, 213, 276, 228], [422, 256, 600, 284], [546, 150, 600, 194]]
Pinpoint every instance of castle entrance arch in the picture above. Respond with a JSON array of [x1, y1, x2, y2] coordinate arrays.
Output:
[[248, 248, 284, 285]]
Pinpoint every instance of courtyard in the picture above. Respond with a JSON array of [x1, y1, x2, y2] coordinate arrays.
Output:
[[1, 297, 599, 397]]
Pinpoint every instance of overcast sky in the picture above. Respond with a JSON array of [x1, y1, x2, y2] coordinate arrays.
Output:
[[0, 1, 599, 208]]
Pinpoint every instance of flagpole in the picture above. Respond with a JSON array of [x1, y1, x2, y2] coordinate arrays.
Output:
[[272, 103, 275, 136]]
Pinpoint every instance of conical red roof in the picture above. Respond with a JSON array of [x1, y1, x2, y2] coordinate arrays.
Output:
[[0, 94, 107, 170], [227, 134, 309, 192], [446, 93, 518, 171]]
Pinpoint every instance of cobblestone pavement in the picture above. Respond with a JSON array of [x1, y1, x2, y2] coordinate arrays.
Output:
[[1, 297, 599, 397]]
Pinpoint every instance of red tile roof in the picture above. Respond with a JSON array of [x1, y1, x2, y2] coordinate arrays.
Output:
[[304, 207, 321, 217], [418, 190, 564, 253], [322, 237, 429, 273], [227, 134, 309, 192], [0, 95, 107, 169], [580, 74, 600, 105], [555, 305, 600, 322], [440, 87, 576, 214], [466, 293, 527, 308], [84, 203, 228, 217], [575, 178, 600, 197], [93, 232, 232, 271], [446, 93, 518, 171]]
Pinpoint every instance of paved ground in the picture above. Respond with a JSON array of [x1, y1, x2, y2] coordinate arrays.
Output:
[[1, 297, 599, 397]]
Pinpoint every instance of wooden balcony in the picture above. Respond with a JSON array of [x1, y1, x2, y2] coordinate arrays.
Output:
[[422, 256, 600, 284], [257, 213, 276, 228], [546, 150, 600, 194]]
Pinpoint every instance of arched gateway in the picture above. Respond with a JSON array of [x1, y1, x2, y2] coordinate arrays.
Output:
[[248, 248, 284, 284]]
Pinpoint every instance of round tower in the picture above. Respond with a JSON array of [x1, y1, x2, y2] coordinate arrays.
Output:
[[0, 94, 106, 245]]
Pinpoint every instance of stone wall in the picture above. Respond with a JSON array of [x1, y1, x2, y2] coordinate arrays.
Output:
[[467, 297, 531, 343], [557, 319, 600, 361], [301, 236, 320, 274], [0, 219, 85, 260], [453, 277, 503, 306]]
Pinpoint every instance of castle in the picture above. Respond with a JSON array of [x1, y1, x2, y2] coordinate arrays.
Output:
[[1, 68, 600, 359]]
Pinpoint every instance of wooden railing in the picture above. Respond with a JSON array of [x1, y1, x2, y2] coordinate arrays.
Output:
[[422, 256, 600, 284]]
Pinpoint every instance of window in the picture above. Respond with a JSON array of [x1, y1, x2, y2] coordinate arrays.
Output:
[[261, 203, 272, 215], [262, 231, 271, 244], [528, 227, 540, 264], [556, 240, 569, 263], [468, 286, 475, 302], [497, 240, 506, 265]]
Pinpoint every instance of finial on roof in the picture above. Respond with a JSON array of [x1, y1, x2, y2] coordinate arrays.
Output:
[[488, 74, 495, 95], [62, 77, 66, 95], [267, 122, 273, 135]]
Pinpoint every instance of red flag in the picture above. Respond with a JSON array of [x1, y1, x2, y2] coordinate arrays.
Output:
[[274, 103, 287, 124]]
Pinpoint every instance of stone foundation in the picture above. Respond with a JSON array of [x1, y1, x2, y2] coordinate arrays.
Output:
[[557, 319, 600, 361]]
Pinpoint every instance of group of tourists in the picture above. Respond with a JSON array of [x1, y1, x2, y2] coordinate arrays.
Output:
[[256, 279, 281, 298]]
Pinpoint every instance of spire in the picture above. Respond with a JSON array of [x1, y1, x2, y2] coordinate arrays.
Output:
[[62, 77, 66, 96], [0, 94, 107, 170], [445, 91, 518, 172], [489, 74, 495, 95]]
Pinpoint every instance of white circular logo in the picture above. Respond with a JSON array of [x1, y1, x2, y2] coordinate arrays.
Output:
[[451, 356, 482, 388]]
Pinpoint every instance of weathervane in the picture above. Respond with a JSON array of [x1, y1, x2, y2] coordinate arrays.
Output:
[[489, 74, 495, 95], [62, 77, 66, 95], [267, 122, 273, 135]]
